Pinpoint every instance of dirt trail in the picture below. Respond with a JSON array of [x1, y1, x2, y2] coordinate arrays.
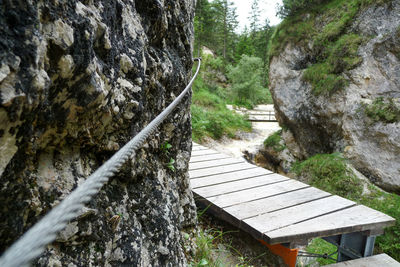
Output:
[[203, 105, 281, 159]]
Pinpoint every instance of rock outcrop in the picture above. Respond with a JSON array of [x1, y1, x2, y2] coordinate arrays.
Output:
[[269, 1, 400, 192], [0, 0, 197, 266]]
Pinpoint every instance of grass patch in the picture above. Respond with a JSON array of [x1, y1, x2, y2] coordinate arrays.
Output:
[[189, 208, 271, 267], [293, 153, 400, 262], [303, 34, 364, 95], [305, 238, 337, 265], [191, 56, 252, 142], [292, 153, 363, 199], [264, 130, 286, 152], [191, 103, 251, 141], [364, 97, 400, 123], [189, 228, 224, 267]]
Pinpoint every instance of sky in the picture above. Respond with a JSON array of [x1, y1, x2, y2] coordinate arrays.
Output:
[[231, 0, 283, 32]]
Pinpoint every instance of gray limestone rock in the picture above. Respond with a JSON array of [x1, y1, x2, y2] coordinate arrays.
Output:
[[0, 0, 197, 266], [269, 1, 400, 192]]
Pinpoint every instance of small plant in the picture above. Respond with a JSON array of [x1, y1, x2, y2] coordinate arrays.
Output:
[[364, 97, 400, 124], [264, 130, 286, 152], [161, 142, 172, 154], [166, 158, 175, 172]]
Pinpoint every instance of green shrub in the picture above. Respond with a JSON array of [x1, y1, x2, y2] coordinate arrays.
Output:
[[303, 33, 364, 95], [228, 55, 273, 108], [364, 97, 400, 123], [264, 130, 286, 152], [277, 0, 330, 18], [191, 104, 251, 141]]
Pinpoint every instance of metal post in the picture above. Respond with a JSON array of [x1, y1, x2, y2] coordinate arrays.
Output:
[[323, 232, 377, 262]]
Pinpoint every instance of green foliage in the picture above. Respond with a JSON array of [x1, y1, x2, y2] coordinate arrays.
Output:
[[270, 0, 379, 95], [294, 153, 400, 262], [166, 158, 175, 172], [264, 130, 286, 152], [306, 238, 337, 265], [191, 62, 251, 142], [228, 55, 273, 108], [191, 104, 251, 141], [364, 97, 400, 123], [292, 153, 363, 199], [277, 0, 330, 18], [189, 228, 223, 267], [160, 142, 172, 154], [302, 33, 363, 95]]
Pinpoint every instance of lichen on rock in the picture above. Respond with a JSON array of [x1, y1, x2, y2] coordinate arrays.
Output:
[[0, 0, 197, 265]]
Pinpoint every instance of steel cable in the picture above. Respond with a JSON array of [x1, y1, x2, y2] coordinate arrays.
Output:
[[0, 58, 201, 267]]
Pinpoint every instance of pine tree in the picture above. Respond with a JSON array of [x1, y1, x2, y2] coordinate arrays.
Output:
[[212, 0, 238, 61], [194, 0, 216, 55], [248, 0, 261, 38]]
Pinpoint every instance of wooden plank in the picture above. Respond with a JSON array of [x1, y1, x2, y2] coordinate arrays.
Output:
[[224, 187, 331, 220], [190, 168, 274, 188], [189, 157, 245, 170], [243, 196, 355, 234], [192, 146, 209, 151], [266, 205, 396, 244], [207, 179, 310, 208], [193, 175, 289, 198], [189, 162, 257, 179], [326, 254, 400, 267], [189, 153, 230, 163], [191, 149, 221, 157]]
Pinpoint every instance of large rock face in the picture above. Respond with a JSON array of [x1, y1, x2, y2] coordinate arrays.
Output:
[[0, 0, 197, 265], [269, 1, 400, 192]]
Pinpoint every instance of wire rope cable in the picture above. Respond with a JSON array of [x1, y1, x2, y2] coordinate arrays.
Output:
[[0, 58, 201, 267]]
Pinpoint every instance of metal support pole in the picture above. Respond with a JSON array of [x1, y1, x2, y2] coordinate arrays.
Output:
[[323, 232, 377, 262]]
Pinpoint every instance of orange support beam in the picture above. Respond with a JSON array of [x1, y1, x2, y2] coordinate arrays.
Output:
[[259, 240, 298, 267]]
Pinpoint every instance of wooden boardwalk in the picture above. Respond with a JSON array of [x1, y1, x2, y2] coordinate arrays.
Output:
[[326, 254, 400, 266], [189, 143, 395, 262]]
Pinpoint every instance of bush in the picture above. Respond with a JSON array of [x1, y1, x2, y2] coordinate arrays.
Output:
[[277, 0, 330, 18], [264, 130, 286, 152], [228, 55, 273, 108], [364, 97, 400, 123]]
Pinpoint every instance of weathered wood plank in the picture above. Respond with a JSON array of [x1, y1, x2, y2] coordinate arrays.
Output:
[[224, 187, 331, 220], [192, 146, 209, 151], [207, 179, 310, 208], [243, 196, 355, 234], [266, 205, 396, 244], [189, 157, 245, 170], [190, 168, 274, 188], [326, 254, 400, 266], [193, 175, 289, 198], [189, 162, 257, 179], [191, 149, 221, 157], [189, 153, 230, 163]]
